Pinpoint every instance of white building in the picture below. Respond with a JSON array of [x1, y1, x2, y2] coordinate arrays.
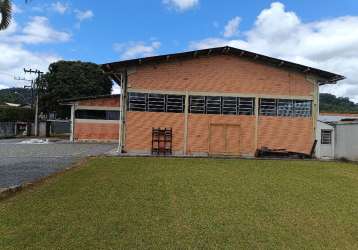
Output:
[[316, 114, 358, 161]]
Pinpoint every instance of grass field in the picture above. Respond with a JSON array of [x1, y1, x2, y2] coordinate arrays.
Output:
[[1, 158, 358, 249]]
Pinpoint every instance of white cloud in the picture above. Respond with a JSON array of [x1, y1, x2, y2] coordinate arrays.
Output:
[[112, 84, 121, 94], [0, 84, 8, 89], [223, 16, 241, 38], [190, 2, 358, 102], [114, 41, 161, 60], [16, 16, 71, 44], [0, 17, 71, 44], [75, 9, 94, 21], [52, 2, 69, 14], [0, 43, 60, 88], [163, 0, 199, 11], [0, 17, 67, 88]]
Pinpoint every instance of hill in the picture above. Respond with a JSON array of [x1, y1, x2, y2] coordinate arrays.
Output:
[[0, 88, 33, 105], [319, 93, 358, 113]]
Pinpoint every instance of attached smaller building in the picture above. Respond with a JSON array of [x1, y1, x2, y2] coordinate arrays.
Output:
[[316, 114, 358, 161], [63, 95, 121, 142]]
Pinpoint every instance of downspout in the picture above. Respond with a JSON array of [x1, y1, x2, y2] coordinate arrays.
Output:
[[118, 70, 128, 153]]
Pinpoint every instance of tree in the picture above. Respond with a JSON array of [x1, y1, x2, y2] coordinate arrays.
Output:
[[0, 0, 11, 30], [0, 0, 30, 30], [39, 61, 113, 118]]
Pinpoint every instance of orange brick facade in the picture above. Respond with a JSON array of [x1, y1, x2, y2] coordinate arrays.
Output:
[[129, 55, 313, 96], [74, 122, 119, 141], [73, 54, 317, 156], [77, 97, 120, 107], [73, 96, 120, 142]]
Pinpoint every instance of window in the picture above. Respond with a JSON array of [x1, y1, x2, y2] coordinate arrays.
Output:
[[239, 98, 255, 115], [148, 94, 165, 112], [128, 92, 147, 111], [277, 100, 294, 117], [259, 99, 277, 116], [75, 110, 120, 120], [294, 100, 312, 117], [206, 96, 222, 114], [222, 97, 237, 115], [259, 98, 312, 117], [321, 130, 332, 145], [128, 92, 185, 113], [166, 95, 184, 113], [190, 96, 206, 114]]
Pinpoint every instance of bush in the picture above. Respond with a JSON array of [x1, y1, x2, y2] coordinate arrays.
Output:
[[0, 107, 35, 122]]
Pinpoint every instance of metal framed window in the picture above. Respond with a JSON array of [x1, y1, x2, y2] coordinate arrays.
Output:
[[222, 97, 238, 115], [238, 97, 255, 115], [206, 96, 222, 114], [321, 130, 332, 145], [75, 110, 120, 120], [294, 100, 312, 117], [277, 99, 294, 117], [259, 98, 277, 116], [148, 94, 166, 112], [166, 95, 184, 113], [190, 96, 206, 114], [128, 92, 147, 111]]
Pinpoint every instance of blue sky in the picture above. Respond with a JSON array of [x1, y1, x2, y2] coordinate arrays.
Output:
[[2, 0, 358, 100]]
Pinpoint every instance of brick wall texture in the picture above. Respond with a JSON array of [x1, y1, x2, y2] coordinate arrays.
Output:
[[74, 54, 316, 155], [78, 97, 120, 107]]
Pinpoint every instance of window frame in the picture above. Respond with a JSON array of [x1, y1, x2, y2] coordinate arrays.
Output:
[[75, 109, 120, 121], [321, 129, 332, 145]]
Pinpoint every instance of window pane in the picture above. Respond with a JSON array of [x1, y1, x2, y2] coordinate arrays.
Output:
[[166, 95, 184, 113], [148, 94, 165, 112], [106, 111, 120, 120], [206, 96, 222, 114], [222, 97, 237, 115], [277, 99, 293, 117], [239, 98, 255, 115], [259, 98, 276, 116], [190, 96, 206, 114], [75, 110, 120, 120], [294, 100, 312, 117], [321, 130, 332, 144], [128, 92, 147, 111]]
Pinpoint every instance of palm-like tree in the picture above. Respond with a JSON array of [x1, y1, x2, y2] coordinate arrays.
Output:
[[0, 0, 12, 30], [0, 0, 30, 30]]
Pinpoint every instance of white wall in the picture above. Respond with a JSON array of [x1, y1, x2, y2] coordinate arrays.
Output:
[[316, 121, 335, 159], [335, 123, 358, 161]]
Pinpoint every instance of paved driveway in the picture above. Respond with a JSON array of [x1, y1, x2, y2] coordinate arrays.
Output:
[[0, 139, 116, 188]]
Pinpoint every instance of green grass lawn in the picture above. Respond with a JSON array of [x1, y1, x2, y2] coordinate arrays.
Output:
[[1, 158, 358, 249]]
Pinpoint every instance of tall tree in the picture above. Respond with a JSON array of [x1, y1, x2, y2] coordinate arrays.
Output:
[[39, 61, 113, 118], [0, 0, 11, 30]]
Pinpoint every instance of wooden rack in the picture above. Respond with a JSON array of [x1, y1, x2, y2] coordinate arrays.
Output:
[[152, 128, 172, 155]]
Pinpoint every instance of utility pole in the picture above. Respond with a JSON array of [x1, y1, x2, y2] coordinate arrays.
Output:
[[23, 68, 44, 137]]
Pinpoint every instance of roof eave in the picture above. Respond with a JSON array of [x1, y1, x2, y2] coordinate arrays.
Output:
[[101, 46, 345, 84]]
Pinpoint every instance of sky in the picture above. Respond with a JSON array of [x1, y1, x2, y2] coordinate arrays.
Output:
[[1, 0, 358, 100]]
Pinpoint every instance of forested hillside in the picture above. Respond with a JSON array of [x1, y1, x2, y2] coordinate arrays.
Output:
[[319, 93, 358, 113], [0, 88, 33, 105]]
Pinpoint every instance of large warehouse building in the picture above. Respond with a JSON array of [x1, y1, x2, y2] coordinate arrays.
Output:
[[63, 46, 344, 157]]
